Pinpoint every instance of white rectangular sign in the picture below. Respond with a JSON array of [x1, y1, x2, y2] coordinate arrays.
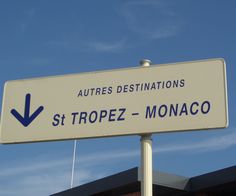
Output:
[[0, 59, 228, 143]]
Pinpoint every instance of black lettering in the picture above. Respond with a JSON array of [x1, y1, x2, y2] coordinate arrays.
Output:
[[117, 86, 122, 93], [99, 110, 108, 122], [173, 80, 179, 88], [71, 112, 79, 125], [90, 88, 95, 96], [190, 102, 199, 115], [79, 112, 87, 124], [158, 104, 168, 118], [150, 82, 156, 90], [123, 85, 128, 93], [145, 106, 156, 119], [166, 81, 172, 88], [102, 87, 107, 95], [108, 87, 113, 94], [201, 101, 211, 114], [179, 103, 188, 116], [109, 109, 116, 121], [52, 114, 60, 126], [169, 104, 178, 116], [84, 89, 89, 96], [144, 83, 150, 91], [129, 84, 134, 92], [180, 79, 185, 87], [77, 90, 83, 97], [95, 88, 101, 95], [117, 108, 126, 121], [89, 111, 98, 123]]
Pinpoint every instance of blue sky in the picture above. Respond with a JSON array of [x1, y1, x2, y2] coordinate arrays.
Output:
[[0, 0, 236, 195]]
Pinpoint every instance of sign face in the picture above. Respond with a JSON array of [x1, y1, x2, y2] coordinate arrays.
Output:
[[0, 59, 228, 143]]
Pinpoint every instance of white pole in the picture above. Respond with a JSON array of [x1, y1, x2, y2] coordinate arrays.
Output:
[[70, 140, 77, 188], [141, 135, 153, 196], [140, 59, 153, 196]]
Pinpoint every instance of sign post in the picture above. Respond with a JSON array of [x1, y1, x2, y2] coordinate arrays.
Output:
[[140, 59, 153, 196], [141, 134, 152, 196]]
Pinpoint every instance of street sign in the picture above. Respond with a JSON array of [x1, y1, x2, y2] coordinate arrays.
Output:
[[0, 59, 228, 143]]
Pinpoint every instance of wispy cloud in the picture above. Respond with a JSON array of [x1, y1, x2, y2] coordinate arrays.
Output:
[[87, 39, 127, 53], [46, 38, 127, 53], [120, 0, 183, 40], [0, 158, 70, 177], [19, 8, 36, 33], [2, 130, 236, 179], [0, 157, 106, 196], [44, 0, 184, 53], [0, 165, 108, 196], [0, 171, 70, 196], [1, 130, 235, 195], [76, 130, 236, 165], [154, 130, 236, 154]]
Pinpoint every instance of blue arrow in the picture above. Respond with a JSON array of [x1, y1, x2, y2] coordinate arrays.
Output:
[[11, 93, 44, 127]]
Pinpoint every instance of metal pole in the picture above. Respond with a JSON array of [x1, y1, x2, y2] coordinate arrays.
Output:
[[71, 140, 77, 188], [140, 59, 153, 196]]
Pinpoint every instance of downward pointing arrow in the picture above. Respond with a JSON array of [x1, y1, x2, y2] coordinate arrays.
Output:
[[11, 93, 44, 127]]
